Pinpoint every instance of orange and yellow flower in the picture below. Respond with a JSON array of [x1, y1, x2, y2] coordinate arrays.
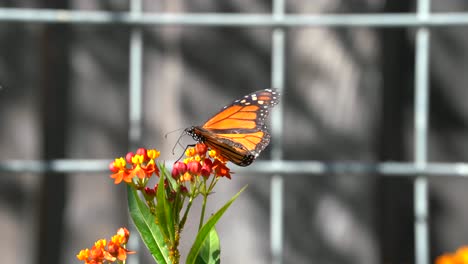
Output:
[[436, 246, 468, 264], [110, 148, 160, 185], [76, 228, 134, 264], [213, 159, 231, 179], [109, 157, 132, 184]]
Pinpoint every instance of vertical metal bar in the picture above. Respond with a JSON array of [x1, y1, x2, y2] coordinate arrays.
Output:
[[129, 0, 143, 147], [414, 0, 430, 264], [128, 0, 143, 263], [271, 0, 285, 264]]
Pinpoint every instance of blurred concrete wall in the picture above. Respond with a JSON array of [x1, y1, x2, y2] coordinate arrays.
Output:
[[1, 0, 468, 264]]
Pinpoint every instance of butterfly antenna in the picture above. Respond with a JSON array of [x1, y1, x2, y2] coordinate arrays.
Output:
[[171, 130, 187, 155], [177, 141, 185, 150], [164, 127, 185, 139]]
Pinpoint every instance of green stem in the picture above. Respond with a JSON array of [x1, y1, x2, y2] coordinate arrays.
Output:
[[198, 193, 208, 230], [179, 195, 186, 220], [173, 188, 180, 221], [207, 176, 219, 195], [179, 197, 193, 230]]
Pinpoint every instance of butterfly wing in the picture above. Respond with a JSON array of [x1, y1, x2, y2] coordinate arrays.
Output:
[[191, 127, 259, 166], [189, 88, 280, 166], [202, 88, 280, 131]]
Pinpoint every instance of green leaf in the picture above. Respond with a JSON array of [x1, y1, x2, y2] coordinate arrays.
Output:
[[127, 185, 170, 264], [156, 171, 175, 243], [186, 185, 247, 264], [195, 228, 220, 264], [160, 163, 179, 192]]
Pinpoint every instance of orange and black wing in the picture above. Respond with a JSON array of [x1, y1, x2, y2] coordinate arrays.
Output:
[[187, 88, 280, 166]]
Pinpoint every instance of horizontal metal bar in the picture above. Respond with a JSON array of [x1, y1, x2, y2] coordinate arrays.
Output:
[[2, 159, 468, 176], [0, 159, 110, 173], [2, 8, 468, 27]]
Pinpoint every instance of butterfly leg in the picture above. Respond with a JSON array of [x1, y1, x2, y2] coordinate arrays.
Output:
[[175, 144, 195, 163]]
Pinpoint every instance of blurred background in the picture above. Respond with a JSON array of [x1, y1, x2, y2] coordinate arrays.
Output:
[[1, 0, 468, 263]]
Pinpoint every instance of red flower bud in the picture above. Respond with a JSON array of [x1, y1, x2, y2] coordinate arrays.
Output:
[[200, 164, 211, 178], [107, 241, 120, 255], [144, 187, 156, 197], [172, 161, 187, 178], [109, 161, 119, 173], [154, 181, 168, 191], [195, 143, 208, 155], [125, 152, 134, 163], [136, 148, 149, 161], [187, 160, 202, 175], [203, 159, 212, 167]]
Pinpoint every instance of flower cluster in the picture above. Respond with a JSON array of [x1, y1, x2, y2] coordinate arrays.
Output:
[[100, 144, 237, 264], [76, 227, 134, 264], [172, 143, 232, 181], [436, 246, 468, 264], [109, 148, 160, 185], [135, 143, 232, 207]]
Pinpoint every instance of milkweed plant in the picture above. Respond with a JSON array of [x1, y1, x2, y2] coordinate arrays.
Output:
[[76, 143, 245, 264]]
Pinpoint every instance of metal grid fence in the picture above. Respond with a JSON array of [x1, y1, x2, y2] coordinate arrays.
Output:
[[0, 0, 467, 264]]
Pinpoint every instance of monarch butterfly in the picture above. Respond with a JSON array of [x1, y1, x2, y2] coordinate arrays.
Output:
[[185, 88, 280, 166]]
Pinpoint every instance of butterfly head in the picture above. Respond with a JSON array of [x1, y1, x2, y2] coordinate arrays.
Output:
[[184, 126, 193, 134], [185, 126, 205, 143]]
